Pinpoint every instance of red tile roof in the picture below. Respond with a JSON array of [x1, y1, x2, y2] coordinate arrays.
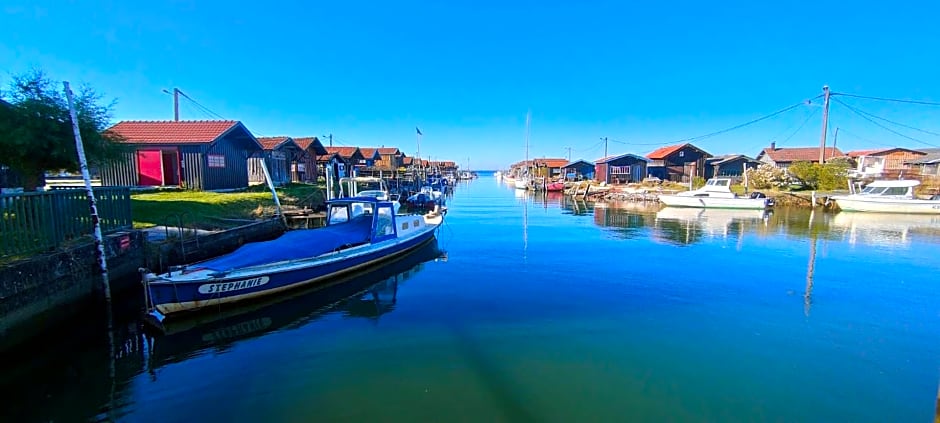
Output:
[[358, 148, 382, 159], [107, 120, 239, 144], [256, 136, 292, 150], [760, 147, 845, 163], [846, 149, 884, 158], [846, 147, 925, 157], [293, 137, 318, 150], [378, 147, 400, 155], [646, 143, 688, 160], [533, 158, 569, 168], [325, 146, 360, 159]]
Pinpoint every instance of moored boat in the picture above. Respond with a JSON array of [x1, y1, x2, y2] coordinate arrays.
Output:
[[141, 196, 442, 321], [545, 181, 565, 192], [658, 178, 773, 210], [830, 180, 940, 214]]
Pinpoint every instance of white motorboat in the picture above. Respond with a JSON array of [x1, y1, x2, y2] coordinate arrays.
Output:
[[514, 178, 530, 190], [658, 178, 773, 210], [830, 180, 940, 214]]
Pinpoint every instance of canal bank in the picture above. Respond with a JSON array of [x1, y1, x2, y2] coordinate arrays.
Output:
[[0, 217, 287, 352]]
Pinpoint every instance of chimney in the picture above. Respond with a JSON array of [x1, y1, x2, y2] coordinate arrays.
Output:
[[770, 141, 776, 150]]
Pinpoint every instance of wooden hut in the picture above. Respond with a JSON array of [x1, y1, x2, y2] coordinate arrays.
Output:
[[249, 137, 304, 186], [532, 158, 568, 179], [595, 153, 649, 184], [325, 147, 364, 177], [704, 155, 760, 179], [645, 143, 711, 182], [101, 120, 262, 190], [561, 160, 595, 181], [293, 137, 328, 182], [356, 148, 383, 169]]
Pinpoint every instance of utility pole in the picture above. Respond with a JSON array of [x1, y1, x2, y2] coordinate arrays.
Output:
[[818, 85, 831, 164], [327, 133, 333, 147], [565, 146, 572, 162], [162, 88, 181, 121], [601, 137, 608, 158]]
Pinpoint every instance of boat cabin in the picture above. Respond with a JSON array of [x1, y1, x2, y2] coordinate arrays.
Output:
[[327, 197, 398, 243], [857, 180, 919, 198]]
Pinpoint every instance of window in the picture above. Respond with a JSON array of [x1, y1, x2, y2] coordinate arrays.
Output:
[[374, 205, 395, 238], [882, 187, 909, 196], [328, 205, 349, 224], [678, 151, 685, 157], [207, 154, 226, 168], [610, 166, 631, 175]]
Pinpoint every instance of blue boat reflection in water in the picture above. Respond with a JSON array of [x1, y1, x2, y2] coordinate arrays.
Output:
[[149, 240, 445, 369]]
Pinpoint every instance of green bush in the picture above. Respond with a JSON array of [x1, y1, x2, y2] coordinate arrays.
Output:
[[787, 161, 849, 191], [692, 176, 705, 189]]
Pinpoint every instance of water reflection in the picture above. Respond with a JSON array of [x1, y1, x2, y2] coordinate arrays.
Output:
[[830, 213, 940, 247], [0, 241, 443, 422], [150, 240, 444, 369], [586, 203, 940, 248]]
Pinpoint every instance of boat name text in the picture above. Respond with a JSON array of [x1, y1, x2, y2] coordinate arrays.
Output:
[[198, 276, 270, 294]]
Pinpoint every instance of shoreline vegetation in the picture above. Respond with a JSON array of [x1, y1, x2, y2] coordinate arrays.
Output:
[[130, 183, 324, 230]]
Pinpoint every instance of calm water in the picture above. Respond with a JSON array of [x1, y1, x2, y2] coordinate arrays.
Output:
[[4, 174, 940, 422]]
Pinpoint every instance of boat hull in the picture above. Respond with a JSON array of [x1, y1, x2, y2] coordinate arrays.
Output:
[[831, 196, 940, 214], [514, 179, 529, 190], [147, 228, 437, 316], [659, 195, 771, 210]]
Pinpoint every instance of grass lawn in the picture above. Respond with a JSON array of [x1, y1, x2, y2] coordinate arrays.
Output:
[[131, 183, 324, 230]]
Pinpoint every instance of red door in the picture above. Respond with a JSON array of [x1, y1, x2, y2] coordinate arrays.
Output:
[[137, 150, 163, 186]]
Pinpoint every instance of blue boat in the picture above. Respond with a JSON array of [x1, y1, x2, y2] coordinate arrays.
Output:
[[141, 196, 443, 321]]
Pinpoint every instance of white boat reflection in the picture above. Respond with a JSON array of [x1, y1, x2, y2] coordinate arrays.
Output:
[[655, 208, 770, 240], [830, 212, 940, 246]]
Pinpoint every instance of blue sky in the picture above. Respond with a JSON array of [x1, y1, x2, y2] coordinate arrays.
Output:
[[3, 1, 940, 169]]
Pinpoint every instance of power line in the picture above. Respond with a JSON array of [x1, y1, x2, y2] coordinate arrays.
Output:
[[668, 97, 821, 144], [833, 92, 940, 107], [836, 128, 896, 148], [831, 97, 940, 148], [779, 107, 819, 145], [178, 91, 226, 120], [837, 101, 940, 137], [609, 139, 667, 146]]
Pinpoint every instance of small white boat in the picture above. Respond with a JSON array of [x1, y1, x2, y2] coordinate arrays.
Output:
[[830, 180, 940, 214], [514, 178, 530, 190], [658, 178, 773, 210]]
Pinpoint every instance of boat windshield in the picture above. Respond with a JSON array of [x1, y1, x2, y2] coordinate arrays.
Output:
[[328, 201, 374, 224], [356, 180, 384, 191], [861, 186, 888, 194], [707, 179, 730, 187]]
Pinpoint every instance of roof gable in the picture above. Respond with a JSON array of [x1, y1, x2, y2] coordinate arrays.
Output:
[[377, 147, 401, 155], [107, 120, 245, 144], [595, 153, 650, 164], [533, 158, 569, 168], [293, 137, 328, 155], [357, 148, 383, 160], [846, 147, 926, 157], [256, 136, 300, 151], [561, 159, 594, 168], [325, 146, 362, 160], [759, 147, 845, 163]]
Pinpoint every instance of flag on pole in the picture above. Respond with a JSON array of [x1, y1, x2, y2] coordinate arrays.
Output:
[[416, 127, 423, 136]]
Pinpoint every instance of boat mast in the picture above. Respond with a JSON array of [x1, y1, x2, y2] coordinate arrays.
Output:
[[524, 110, 531, 179]]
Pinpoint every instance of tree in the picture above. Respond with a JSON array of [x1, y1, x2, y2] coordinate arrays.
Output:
[[0, 70, 126, 190], [787, 160, 850, 191]]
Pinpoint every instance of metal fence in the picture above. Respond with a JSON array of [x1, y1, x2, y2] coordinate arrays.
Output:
[[0, 187, 132, 258]]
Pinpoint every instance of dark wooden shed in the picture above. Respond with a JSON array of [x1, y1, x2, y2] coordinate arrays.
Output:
[[704, 155, 760, 179], [101, 120, 262, 190], [595, 153, 649, 184], [249, 137, 306, 186], [561, 160, 595, 181], [293, 137, 328, 182], [645, 143, 712, 182]]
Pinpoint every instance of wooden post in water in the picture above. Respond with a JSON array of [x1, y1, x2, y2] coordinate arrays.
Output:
[[63, 81, 111, 302], [742, 162, 749, 194], [258, 158, 286, 226], [818, 85, 831, 164]]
